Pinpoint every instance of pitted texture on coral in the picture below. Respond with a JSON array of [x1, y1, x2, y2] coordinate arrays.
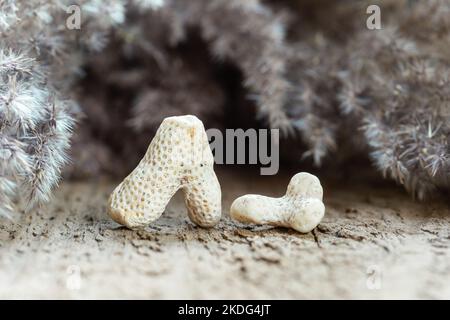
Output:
[[183, 167, 221, 227], [108, 115, 221, 228], [230, 172, 325, 233]]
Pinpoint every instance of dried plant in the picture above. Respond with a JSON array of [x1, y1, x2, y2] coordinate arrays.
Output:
[[159, 0, 293, 131], [0, 49, 75, 215], [283, 0, 450, 198], [0, 0, 129, 215]]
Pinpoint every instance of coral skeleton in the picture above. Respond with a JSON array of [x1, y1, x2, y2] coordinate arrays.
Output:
[[230, 172, 325, 233], [108, 115, 221, 228]]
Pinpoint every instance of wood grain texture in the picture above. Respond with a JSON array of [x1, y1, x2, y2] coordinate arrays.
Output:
[[0, 169, 449, 299]]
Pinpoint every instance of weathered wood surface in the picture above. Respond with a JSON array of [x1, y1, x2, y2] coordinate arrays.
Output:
[[0, 169, 449, 299]]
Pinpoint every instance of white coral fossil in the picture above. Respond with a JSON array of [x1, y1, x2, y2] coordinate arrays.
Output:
[[230, 172, 325, 233], [108, 115, 221, 228]]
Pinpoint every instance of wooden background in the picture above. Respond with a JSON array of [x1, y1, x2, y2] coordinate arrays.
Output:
[[0, 169, 449, 299]]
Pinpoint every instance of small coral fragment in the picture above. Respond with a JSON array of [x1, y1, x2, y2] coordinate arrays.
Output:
[[230, 172, 325, 233]]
